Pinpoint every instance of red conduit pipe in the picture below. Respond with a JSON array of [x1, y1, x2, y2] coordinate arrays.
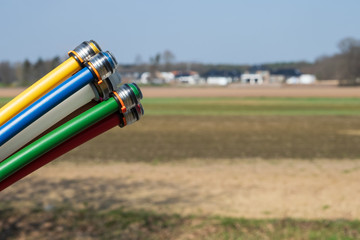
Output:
[[0, 113, 120, 192]]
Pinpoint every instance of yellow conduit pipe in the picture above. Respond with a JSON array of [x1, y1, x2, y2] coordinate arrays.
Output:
[[0, 40, 101, 126]]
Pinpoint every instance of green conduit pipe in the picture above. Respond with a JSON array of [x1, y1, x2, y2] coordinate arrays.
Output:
[[0, 84, 142, 182]]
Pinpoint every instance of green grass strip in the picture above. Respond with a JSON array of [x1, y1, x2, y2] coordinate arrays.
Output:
[[2, 97, 360, 116], [141, 97, 360, 116]]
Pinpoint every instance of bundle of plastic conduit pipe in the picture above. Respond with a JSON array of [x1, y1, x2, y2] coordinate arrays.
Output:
[[0, 41, 145, 191], [0, 70, 122, 161]]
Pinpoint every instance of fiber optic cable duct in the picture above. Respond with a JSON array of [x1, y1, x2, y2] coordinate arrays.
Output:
[[0, 104, 144, 191], [0, 83, 143, 182], [0, 41, 101, 126], [0, 51, 117, 146], [0, 72, 122, 161]]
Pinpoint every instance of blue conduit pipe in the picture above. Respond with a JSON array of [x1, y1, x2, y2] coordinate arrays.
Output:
[[0, 52, 117, 146]]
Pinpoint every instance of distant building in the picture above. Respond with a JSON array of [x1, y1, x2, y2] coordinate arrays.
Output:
[[207, 77, 232, 86], [140, 72, 150, 84], [286, 74, 316, 84], [203, 70, 241, 85], [241, 65, 270, 85], [256, 70, 270, 84], [140, 71, 175, 84], [174, 71, 202, 85], [161, 72, 175, 83], [270, 68, 302, 84], [241, 73, 263, 84], [269, 74, 285, 84]]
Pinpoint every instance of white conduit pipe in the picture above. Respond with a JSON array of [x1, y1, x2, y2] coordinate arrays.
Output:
[[0, 85, 96, 161]]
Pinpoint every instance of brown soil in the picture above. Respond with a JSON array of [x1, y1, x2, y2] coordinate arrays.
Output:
[[62, 116, 360, 161], [2, 159, 360, 220], [1, 86, 360, 98], [0, 88, 27, 97]]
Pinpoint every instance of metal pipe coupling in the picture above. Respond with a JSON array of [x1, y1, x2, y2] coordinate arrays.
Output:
[[120, 103, 144, 127], [111, 83, 143, 113], [90, 71, 122, 101], [86, 51, 118, 82], [68, 40, 102, 65]]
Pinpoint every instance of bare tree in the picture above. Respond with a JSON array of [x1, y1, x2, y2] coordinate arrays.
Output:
[[162, 50, 175, 71], [149, 53, 161, 83], [337, 37, 360, 85], [304, 37, 360, 84]]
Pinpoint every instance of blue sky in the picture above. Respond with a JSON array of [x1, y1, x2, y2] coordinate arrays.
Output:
[[1, 0, 360, 64]]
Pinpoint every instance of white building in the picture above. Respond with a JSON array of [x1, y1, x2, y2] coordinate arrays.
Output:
[[140, 72, 175, 84], [286, 74, 316, 84], [207, 77, 232, 86], [161, 72, 175, 83], [140, 72, 150, 84], [241, 73, 263, 85], [176, 74, 201, 85]]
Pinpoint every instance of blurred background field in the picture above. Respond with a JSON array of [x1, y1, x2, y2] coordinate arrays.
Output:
[[2, 87, 360, 239]]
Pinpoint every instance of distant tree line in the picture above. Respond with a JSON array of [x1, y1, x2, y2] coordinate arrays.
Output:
[[0, 57, 62, 86], [1, 37, 360, 86]]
